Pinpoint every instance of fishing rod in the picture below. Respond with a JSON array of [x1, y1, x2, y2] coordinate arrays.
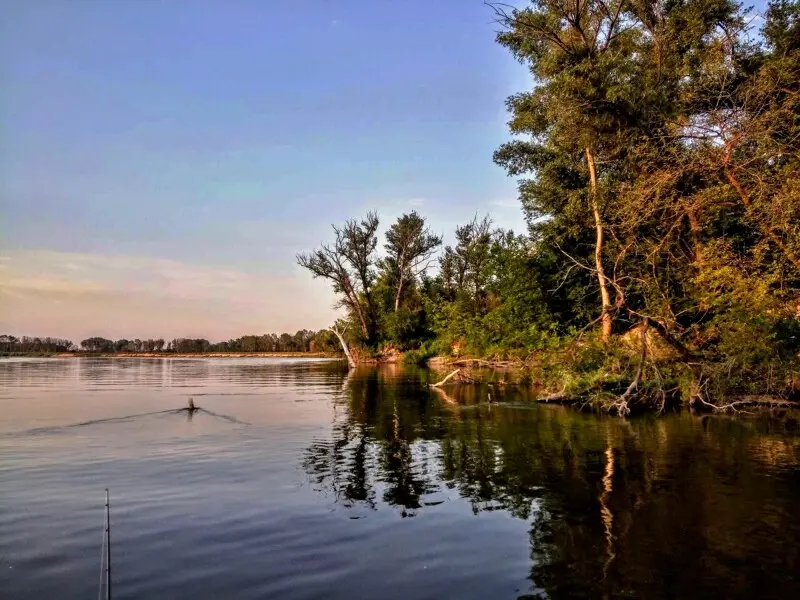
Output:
[[106, 489, 111, 600], [99, 489, 111, 600]]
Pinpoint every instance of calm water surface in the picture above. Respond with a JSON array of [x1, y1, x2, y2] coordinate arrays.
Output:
[[1, 357, 798, 599]]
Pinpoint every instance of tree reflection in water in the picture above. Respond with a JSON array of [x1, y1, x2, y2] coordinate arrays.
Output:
[[303, 367, 800, 599]]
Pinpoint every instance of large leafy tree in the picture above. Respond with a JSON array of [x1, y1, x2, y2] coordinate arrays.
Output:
[[491, 0, 745, 340]]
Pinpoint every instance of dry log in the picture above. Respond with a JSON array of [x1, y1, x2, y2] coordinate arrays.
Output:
[[330, 326, 356, 369], [429, 369, 461, 388]]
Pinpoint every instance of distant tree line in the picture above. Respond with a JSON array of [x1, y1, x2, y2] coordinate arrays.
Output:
[[166, 330, 335, 353], [0, 335, 75, 353], [79, 330, 338, 353], [78, 337, 165, 353], [1, 331, 341, 355]]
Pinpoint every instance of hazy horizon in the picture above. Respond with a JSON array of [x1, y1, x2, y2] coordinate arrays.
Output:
[[1, 1, 529, 340]]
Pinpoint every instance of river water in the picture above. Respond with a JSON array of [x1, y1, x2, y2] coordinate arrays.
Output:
[[0, 357, 798, 599]]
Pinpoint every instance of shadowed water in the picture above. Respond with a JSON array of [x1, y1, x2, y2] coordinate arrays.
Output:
[[0, 358, 798, 599]]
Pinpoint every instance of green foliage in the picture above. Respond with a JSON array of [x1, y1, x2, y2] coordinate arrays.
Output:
[[381, 211, 441, 312], [381, 307, 430, 350], [402, 340, 446, 366]]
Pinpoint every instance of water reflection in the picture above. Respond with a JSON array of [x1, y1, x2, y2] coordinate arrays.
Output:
[[305, 368, 800, 599], [0, 356, 349, 392], [1, 358, 798, 599]]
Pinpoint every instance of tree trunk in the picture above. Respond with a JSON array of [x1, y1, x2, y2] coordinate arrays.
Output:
[[354, 272, 378, 345], [354, 305, 369, 340], [394, 247, 406, 312], [342, 280, 369, 339], [394, 277, 403, 312], [330, 326, 356, 368], [586, 146, 613, 341], [686, 206, 703, 263]]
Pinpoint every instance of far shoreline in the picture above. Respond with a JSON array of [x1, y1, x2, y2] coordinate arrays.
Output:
[[2, 352, 344, 359]]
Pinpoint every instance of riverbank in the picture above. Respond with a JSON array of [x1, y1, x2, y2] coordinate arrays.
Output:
[[423, 351, 800, 418]]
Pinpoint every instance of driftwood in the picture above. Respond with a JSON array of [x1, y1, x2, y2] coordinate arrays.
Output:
[[429, 369, 461, 388], [695, 394, 798, 413], [330, 326, 356, 369]]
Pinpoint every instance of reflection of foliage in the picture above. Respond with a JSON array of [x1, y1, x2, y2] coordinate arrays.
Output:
[[302, 369, 443, 516], [302, 367, 800, 599], [302, 423, 376, 511]]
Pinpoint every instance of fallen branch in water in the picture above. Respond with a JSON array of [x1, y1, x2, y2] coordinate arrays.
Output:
[[429, 369, 460, 387]]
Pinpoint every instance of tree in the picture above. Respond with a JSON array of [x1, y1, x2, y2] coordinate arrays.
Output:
[[382, 212, 442, 312], [81, 337, 114, 353], [298, 212, 381, 344], [0, 335, 18, 352], [440, 215, 494, 309], [278, 333, 294, 352], [680, 0, 800, 273], [491, 0, 635, 339], [491, 0, 746, 340], [309, 329, 340, 353]]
